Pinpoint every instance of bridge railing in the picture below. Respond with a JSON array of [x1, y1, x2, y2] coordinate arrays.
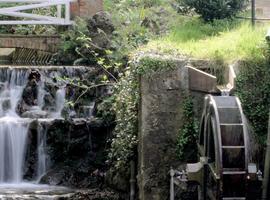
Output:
[[0, 0, 75, 25]]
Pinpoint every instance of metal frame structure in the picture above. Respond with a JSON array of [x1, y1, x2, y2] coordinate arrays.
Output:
[[0, 0, 75, 25]]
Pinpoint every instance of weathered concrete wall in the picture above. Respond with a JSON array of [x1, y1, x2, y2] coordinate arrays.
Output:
[[71, 0, 103, 19], [0, 35, 60, 52], [138, 56, 218, 200]]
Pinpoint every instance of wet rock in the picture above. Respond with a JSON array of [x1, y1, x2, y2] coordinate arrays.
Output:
[[68, 189, 121, 200], [2, 98, 10, 111], [40, 166, 69, 186], [28, 70, 41, 82], [22, 80, 39, 106], [105, 168, 129, 192], [22, 108, 48, 118], [17, 70, 41, 115], [23, 128, 38, 181], [32, 118, 113, 189], [42, 81, 59, 110]]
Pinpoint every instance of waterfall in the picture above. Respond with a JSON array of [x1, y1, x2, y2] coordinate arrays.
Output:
[[0, 68, 67, 184], [37, 76, 46, 109], [51, 87, 66, 118], [0, 69, 30, 183], [0, 67, 81, 187], [0, 66, 94, 198], [37, 124, 48, 181], [0, 119, 29, 183]]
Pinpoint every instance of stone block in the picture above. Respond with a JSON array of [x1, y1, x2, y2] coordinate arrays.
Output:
[[188, 66, 217, 93], [71, 0, 103, 19]]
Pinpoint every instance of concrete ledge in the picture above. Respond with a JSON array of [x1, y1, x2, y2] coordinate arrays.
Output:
[[187, 65, 218, 93], [0, 35, 61, 52]]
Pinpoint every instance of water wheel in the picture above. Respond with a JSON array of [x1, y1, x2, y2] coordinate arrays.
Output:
[[198, 95, 250, 200]]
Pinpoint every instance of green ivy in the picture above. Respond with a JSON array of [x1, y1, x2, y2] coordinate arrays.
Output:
[[236, 56, 270, 145], [176, 94, 199, 161], [108, 56, 179, 170]]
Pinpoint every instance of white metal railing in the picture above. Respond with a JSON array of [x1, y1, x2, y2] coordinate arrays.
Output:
[[0, 0, 76, 25]]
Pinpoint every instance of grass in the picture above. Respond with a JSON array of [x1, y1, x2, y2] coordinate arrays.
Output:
[[141, 17, 269, 63], [104, 0, 268, 64]]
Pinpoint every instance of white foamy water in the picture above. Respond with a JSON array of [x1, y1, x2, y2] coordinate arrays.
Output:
[[0, 69, 30, 184], [0, 69, 67, 185], [51, 87, 66, 118], [37, 124, 48, 181], [0, 118, 29, 183], [0, 67, 89, 199]]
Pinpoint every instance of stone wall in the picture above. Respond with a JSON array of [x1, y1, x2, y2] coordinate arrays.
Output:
[[71, 0, 103, 19], [138, 55, 218, 200], [0, 35, 61, 52]]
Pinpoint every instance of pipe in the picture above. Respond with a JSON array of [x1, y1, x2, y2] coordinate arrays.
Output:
[[170, 167, 175, 200], [130, 160, 136, 200], [262, 111, 270, 199], [251, 0, 256, 27]]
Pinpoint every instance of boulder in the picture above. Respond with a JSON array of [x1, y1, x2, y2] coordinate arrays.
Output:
[[86, 11, 114, 50]]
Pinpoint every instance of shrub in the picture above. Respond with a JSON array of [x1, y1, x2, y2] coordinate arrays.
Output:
[[179, 0, 247, 21]]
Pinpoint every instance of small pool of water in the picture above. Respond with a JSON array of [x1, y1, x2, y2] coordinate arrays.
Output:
[[0, 183, 76, 199]]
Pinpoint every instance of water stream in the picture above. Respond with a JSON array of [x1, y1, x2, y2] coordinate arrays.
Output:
[[0, 68, 66, 185], [0, 69, 30, 184], [0, 66, 95, 199]]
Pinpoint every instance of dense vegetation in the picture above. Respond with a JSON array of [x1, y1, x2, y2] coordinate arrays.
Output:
[[103, 0, 270, 173], [236, 48, 270, 146], [103, 0, 270, 172], [2, 0, 269, 187], [178, 0, 248, 21]]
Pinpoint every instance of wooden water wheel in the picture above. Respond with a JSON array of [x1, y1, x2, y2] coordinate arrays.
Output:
[[198, 95, 250, 200]]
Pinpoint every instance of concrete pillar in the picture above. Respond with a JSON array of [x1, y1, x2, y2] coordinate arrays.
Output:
[[138, 60, 189, 200], [138, 56, 218, 200], [71, 0, 103, 19]]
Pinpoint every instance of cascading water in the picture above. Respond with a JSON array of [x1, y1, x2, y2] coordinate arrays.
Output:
[[37, 124, 48, 181], [0, 66, 94, 199], [0, 119, 29, 183], [0, 69, 30, 184], [0, 68, 68, 185], [51, 87, 66, 118]]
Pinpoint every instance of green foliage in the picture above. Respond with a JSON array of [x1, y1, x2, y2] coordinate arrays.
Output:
[[178, 0, 247, 21], [104, 0, 178, 62], [55, 18, 95, 65], [108, 67, 139, 170], [55, 18, 120, 82], [176, 94, 199, 160], [138, 56, 178, 74], [236, 46, 270, 144], [108, 56, 179, 170]]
